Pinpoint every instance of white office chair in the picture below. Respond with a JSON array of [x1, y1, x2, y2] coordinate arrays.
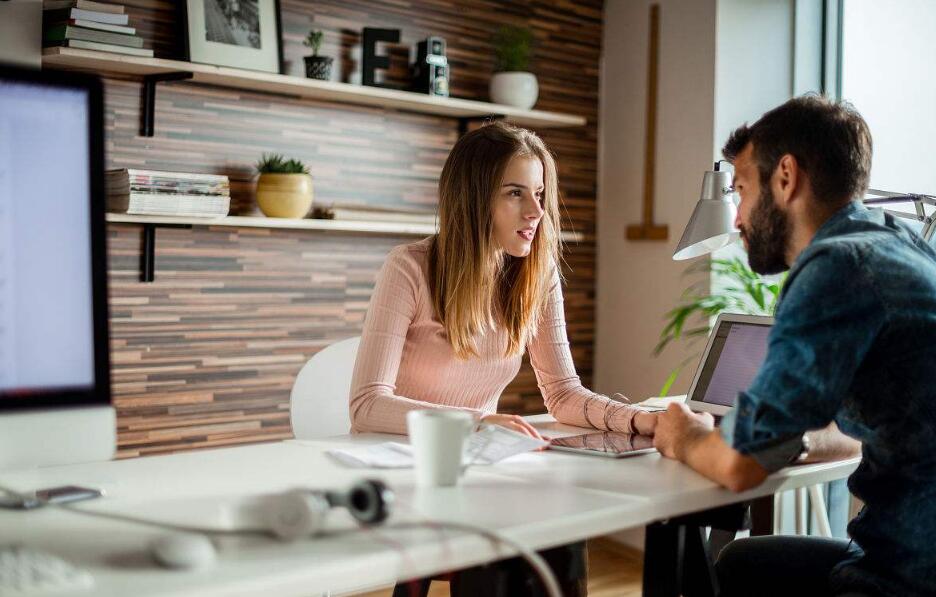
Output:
[[774, 485, 832, 537], [289, 336, 361, 440]]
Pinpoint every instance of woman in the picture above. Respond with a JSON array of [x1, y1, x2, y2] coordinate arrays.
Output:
[[349, 122, 655, 597], [349, 121, 656, 439]]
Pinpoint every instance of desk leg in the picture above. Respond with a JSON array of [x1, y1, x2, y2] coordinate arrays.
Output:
[[643, 505, 744, 597], [681, 525, 718, 597], [643, 521, 683, 597], [750, 495, 775, 536]]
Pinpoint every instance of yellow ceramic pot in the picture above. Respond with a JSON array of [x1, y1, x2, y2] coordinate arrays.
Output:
[[256, 173, 314, 218]]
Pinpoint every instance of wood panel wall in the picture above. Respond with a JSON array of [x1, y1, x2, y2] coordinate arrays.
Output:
[[98, 0, 603, 458]]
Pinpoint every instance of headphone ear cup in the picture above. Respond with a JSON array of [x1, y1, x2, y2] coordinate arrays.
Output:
[[344, 479, 393, 525], [265, 490, 330, 541]]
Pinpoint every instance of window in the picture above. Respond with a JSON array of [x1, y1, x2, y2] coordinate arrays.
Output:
[[839, 0, 936, 241]]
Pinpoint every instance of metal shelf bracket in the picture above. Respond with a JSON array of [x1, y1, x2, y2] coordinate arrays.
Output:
[[139, 223, 191, 282], [141, 71, 194, 137]]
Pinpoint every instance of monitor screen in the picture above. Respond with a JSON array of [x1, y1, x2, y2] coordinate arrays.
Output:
[[0, 67, 108, 408], [692, 319, 772, 407]]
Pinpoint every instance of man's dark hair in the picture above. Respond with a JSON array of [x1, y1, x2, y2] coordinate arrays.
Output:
[[722, 95, 873, 205]]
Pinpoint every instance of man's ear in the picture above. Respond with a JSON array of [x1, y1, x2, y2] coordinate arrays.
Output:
[[773, 153, 800, 206]]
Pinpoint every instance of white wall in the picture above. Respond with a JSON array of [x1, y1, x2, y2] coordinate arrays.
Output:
[[596, 0, 718, 404], [710, 0, 797, 294], [0, 0, 42, 69], [841, 0, 936, 196], [597, 0, 802, 549]]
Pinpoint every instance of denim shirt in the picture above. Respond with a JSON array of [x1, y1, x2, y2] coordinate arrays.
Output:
[[720, 201, 936, 597]]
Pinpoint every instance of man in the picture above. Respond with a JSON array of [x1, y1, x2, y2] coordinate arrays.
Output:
[[653, 96, 936, 597]]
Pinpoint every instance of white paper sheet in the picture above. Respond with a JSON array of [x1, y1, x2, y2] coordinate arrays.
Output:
[[326, 424, 548, 469]]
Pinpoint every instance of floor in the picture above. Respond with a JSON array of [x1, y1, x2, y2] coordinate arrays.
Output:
[[354, 537, 644, 597]]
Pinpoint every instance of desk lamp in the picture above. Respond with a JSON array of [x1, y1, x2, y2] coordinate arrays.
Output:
[[672, 161, 739, 260], [673, 167, 936, 262]]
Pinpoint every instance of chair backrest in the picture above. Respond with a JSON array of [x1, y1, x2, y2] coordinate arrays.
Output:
[[290, 336, 361, 440]]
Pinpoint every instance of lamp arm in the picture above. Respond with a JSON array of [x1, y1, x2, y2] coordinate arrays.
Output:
[[862, 190, 936, 242]]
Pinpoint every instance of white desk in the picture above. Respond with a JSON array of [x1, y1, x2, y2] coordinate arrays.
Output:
[[0, 418, 858, 596]]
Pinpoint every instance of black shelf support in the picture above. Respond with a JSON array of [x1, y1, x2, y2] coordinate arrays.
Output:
[[141, 72, 193, 137], [141, 224, 156, 282], [457, 113, 505, 137], [138, 223, 191, 283]]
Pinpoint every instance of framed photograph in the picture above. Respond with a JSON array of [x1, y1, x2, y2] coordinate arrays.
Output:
[[182, 0, 282, 74]]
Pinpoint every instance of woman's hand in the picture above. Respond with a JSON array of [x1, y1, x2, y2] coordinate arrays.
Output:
[[481, 413, 544, 440], [633, 411, 659, 436]]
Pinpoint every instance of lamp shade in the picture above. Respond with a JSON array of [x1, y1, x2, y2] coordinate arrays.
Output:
[[673, 169, 739, 260]]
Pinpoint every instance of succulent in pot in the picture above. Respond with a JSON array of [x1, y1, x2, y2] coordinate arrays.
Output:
[[303, 30, 333, 81], [255, 153, 313, 219]]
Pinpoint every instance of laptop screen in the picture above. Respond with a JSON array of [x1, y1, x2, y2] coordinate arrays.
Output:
[[692, 318, 772, 407]]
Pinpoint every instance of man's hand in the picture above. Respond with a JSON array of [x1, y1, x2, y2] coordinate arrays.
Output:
[[654, 403, 769, 492], [653, 402, 715, 461]]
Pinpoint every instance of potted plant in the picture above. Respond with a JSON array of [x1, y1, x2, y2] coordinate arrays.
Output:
[[654, 257, 785, 395], [490, 25, 538, 109], [255, 153, 314, 218], [303, 30, 333, 81]]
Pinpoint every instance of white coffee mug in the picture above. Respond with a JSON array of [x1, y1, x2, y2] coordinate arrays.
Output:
[[406, 410, 476, 487]]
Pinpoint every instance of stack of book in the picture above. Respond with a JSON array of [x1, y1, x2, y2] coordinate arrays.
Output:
[[107, 169, 231, 218], [43, 0, 153, 58]]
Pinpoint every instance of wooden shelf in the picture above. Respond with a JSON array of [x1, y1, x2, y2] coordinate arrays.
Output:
[[106, 213, 585, 242], [42, 48, 587, 129]]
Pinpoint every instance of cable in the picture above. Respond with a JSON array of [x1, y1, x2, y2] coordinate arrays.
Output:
[[378, 520, 563, 597], [0, 483, 261, 536], [1, 484, 563, 596]]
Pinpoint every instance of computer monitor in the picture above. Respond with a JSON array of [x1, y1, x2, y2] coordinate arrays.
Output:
[[685, 313, 774, 416], [0, 65, 115, 470]]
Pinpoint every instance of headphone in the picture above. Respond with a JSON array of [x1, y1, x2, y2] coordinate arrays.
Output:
[[264, 479, 393, 541]]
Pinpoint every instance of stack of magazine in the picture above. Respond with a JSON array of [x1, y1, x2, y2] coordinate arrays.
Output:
[[107, 169, 231, 218], [43, 0, 153, 58]]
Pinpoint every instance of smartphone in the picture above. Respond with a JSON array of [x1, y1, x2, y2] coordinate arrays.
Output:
[[34, 485, 104, 505]]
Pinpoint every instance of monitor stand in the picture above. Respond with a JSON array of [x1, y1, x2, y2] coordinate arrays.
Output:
[[0, 407, 116, 470]]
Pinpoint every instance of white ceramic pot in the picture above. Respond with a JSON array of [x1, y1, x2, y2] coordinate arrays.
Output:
[[489, 72, 539, 109]]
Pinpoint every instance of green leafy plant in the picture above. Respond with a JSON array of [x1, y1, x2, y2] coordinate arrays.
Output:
[[255, 153, 309, 175], [303, 30, 324, 57], [655, 257, 785, 395], [493, 25, 534, 72]]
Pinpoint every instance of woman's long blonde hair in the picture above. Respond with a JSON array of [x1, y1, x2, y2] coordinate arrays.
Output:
[[428, 121, 562, 359]]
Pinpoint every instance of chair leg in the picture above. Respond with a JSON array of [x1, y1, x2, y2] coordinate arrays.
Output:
[[808, 484, 833, 538], [391, 579, 432, 597], [795, 487, 808, 535], [773, 492, 783, 535]]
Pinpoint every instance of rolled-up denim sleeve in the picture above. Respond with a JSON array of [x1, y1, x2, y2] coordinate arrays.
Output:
[[725, 245, 885, 463]]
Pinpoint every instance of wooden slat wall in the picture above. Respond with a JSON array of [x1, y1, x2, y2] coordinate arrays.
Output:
[[100, 0, 603, 457]]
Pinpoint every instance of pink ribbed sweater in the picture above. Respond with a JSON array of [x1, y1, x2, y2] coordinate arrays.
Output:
[[349, 238, 639, 435]]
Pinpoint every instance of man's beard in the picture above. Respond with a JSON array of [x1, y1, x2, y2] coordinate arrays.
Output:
[[742, 186, 791, 275]]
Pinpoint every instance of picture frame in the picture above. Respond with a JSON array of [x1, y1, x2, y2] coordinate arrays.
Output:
[[181, 0, 283, 74]]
